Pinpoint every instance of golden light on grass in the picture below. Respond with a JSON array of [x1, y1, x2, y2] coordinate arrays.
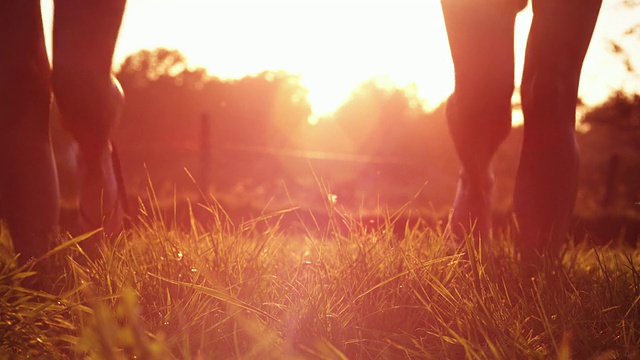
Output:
[[2, 189, 639, 358]]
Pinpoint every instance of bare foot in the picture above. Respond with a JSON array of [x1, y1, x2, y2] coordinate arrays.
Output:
[[446, 168, 494, 243]]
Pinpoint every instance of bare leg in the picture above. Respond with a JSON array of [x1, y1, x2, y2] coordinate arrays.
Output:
[[51, 0, 127, 235], [441, 1, 522, 241], [515, 0, 601, 256], [0, 1, 59, 264]]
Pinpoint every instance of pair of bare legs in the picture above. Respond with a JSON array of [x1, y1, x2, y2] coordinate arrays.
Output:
[[442, 0, 602, 257], [0, 0, 127, 265]]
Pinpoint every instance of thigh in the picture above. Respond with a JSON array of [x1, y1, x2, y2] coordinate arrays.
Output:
[[523, 0, 602, 88], [441, 0, 521, 113], [52, 0, 126, 73]]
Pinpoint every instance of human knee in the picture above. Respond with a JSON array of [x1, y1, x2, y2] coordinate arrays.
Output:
[[51, 65, 123, 146], [521, 74, 554, 116], [521, 71, 578, 123], [51, 65, 122, 112], [0, 68, 51, 132], [447, 88, 513, 141]]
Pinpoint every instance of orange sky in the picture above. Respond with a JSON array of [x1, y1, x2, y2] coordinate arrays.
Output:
[[40, 0, 640, 122]]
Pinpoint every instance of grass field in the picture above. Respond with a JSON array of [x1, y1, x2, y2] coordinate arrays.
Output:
[[1, 189, 639, 360]]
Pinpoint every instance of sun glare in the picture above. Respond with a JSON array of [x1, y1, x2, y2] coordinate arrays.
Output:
[[116, 1, 457, 121], [295, 2, 457, 122], [40, 0, 640, 124]]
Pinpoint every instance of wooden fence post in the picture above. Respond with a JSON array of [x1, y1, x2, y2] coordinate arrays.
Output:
[[200, 112, 212, 194]]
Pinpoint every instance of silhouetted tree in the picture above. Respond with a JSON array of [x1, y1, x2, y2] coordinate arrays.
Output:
[[113, 48, 312, 192], [577, 92, 640, 215]]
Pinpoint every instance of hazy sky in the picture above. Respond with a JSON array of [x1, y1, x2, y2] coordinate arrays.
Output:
[[40, 0, 640, 120]]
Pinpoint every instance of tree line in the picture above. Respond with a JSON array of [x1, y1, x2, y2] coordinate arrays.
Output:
[[52, 48, 640, 225]]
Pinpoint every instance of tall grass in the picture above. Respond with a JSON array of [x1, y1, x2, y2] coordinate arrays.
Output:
[[1, 189, 639, 359]]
